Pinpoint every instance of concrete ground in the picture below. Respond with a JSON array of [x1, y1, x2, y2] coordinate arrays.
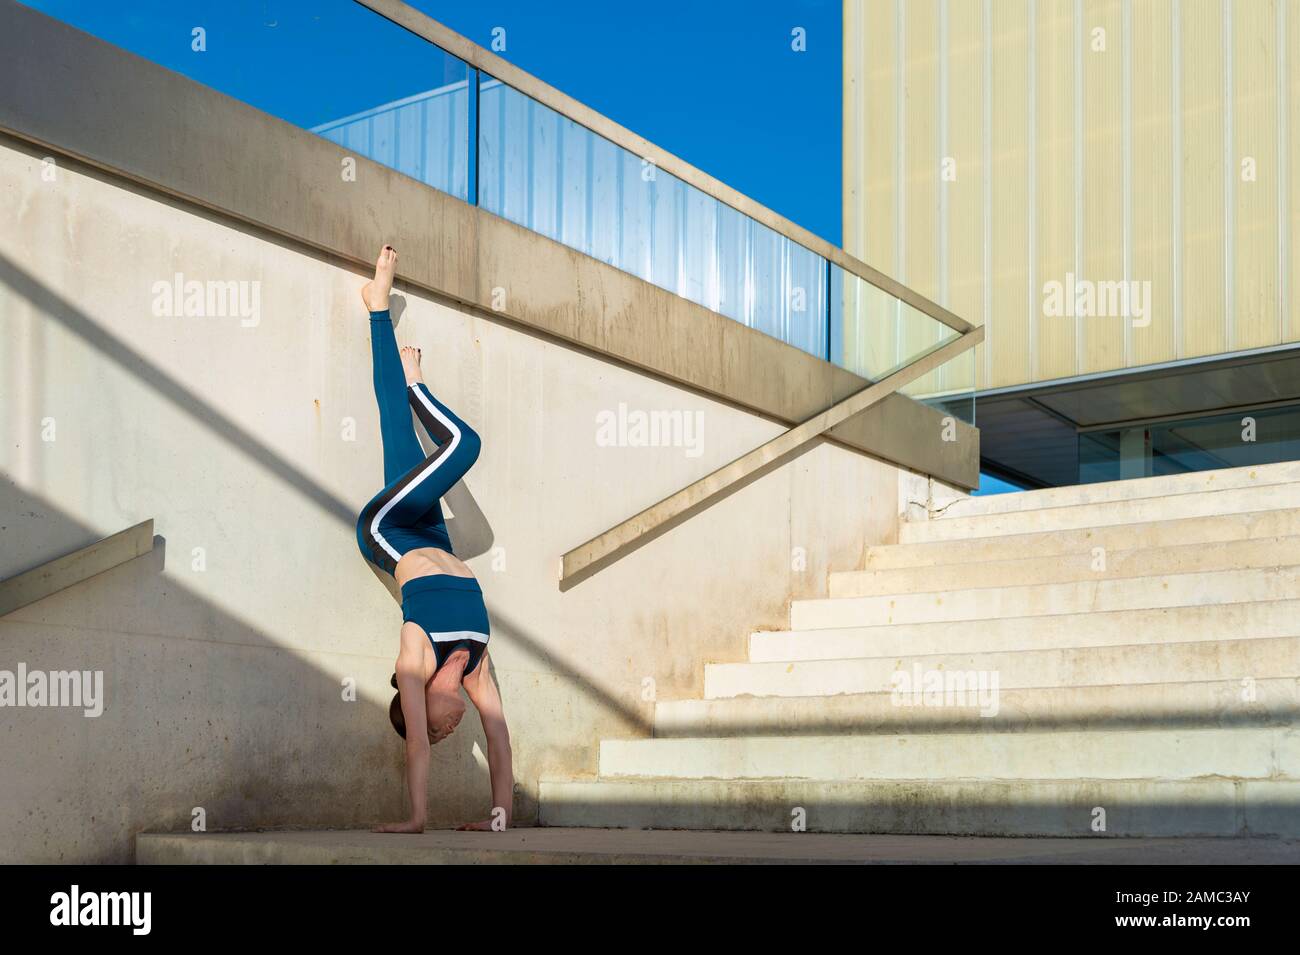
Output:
[[136, 828, 1300, 865]]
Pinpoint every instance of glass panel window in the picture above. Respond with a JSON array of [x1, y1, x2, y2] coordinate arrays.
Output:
[[479, 75, 832, 362], [1080, 405, 1300, 484]]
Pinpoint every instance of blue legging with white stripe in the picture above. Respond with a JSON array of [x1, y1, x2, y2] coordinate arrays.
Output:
[[355, 309, 481, 576]]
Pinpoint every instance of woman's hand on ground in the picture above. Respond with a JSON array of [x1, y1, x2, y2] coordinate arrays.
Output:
[[372, 819, 425, 834], [455, 819, 508, 831]]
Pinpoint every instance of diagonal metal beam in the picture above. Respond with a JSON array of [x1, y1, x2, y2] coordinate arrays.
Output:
[[559, 327, 984, 585], [0, 519, 155, 617]]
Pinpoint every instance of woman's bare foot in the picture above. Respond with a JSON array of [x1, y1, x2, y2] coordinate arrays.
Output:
[[372, 819, 425, 834], [361, 244, 398, 312], [400, 345, 423, 386]]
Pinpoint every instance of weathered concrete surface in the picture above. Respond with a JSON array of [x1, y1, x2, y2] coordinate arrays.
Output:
[[832, 534, 1300, 596], [0, 135, 905, 861], [940, 460, 1300, 519], [790, 565, 1300, 629], [538, 778, 1300, 838], [902, 479, 1300, 542], [749, 600, 1300, 662], [597, 727, 1300, 781], [653, 678, 1300, 737], [707, 636, 1300, 698], [867, 506, 1300, 569], [0, 0, 978, 489], [135, 827, 1300, 865]]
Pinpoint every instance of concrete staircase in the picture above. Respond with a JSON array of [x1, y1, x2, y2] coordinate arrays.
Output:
[[539, 461, 1300, 837]]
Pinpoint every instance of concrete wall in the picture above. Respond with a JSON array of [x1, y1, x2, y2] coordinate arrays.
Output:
[[0, 137, 905, 861]]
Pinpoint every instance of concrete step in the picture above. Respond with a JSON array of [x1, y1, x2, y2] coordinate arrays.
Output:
[[134, 828, 1300, 864], [751, 599, 1300, 661], [538, 777, 1300, 837], [791, 565, 1300, 630], [831, 535, 1300, 597], [597, 727, 1300, 781], [654, 677, 1300, 737], [705, 635, 1300, 699], [901, 482, 1300, 544], [943, 460, 1300, 520], [864, 507, 1300, 570]]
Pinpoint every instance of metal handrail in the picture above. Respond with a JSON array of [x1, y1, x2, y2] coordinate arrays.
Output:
[[559, 327, 984, 586], [355, 0, 974, 336], [0, 520, 155, 617]]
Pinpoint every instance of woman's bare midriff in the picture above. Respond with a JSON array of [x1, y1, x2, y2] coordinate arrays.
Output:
[[395, 547, 475, 587]]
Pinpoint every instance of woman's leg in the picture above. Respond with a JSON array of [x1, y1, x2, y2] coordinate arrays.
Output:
[[358, 348, 482, 564], [376, 379, 482, 528], [369, 312, 426, 483], [358, 246, 430, 570], [363, 245, 424, 483], [410, 382, 481, 480]]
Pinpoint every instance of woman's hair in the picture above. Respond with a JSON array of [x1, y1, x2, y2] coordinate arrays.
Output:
[[389, 692, 407, 739]]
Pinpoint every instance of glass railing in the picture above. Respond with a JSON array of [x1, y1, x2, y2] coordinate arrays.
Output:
[[906, 340, 977, 426], [478, 76, 829, 361], [831, 266, 974, 424], [312, 77, 470, 201], [831, 265, 958, 381], [22, 0, 974, 423]]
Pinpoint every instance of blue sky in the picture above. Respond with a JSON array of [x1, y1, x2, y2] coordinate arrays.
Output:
[[415, 0, 842, 244], [23, 0, 842, 245]]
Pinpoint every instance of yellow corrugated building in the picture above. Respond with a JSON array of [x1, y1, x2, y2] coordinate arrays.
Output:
[[845, 0, 1300, 486]]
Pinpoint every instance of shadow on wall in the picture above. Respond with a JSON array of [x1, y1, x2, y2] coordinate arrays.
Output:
[[0, 244, 648, 720], [1, 246, 364, 527], [0, 480, 415, 862], [0, 244, 650, 733]]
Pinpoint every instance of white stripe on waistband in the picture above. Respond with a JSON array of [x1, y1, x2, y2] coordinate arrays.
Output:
[[424, 630, 489, 644]]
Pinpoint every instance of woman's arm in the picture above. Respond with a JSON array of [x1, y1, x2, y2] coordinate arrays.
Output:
[[459, 652, 513, 830], [374, 626, 433, 833]]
